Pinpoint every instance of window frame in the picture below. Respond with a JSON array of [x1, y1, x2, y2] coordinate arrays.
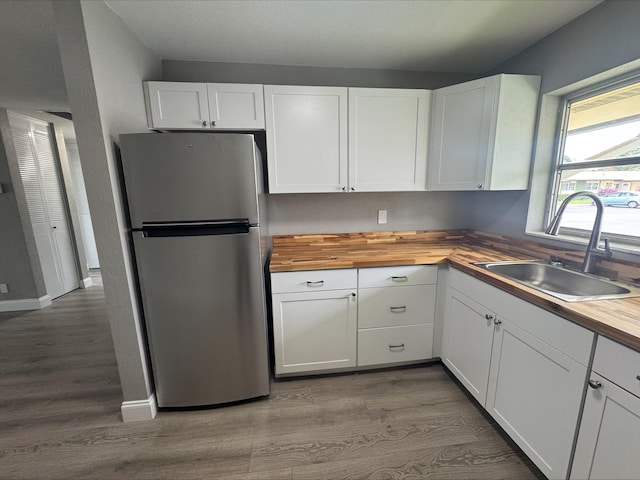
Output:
[[546, 73, 640, 244]]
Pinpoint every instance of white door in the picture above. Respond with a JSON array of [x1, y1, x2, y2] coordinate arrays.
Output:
[[348, 88, 429, 191], [66, 141, 99, 269], [486, 317, 587, 480], [207, 83, 265, 129], [428, 77, 495, 191], [10, 115, 79, 299], [145, 81, 209, 129], [441, 287, 495, 404], [272, 289, 357, 375], [264, 85, 348, 193], [571, 373, 640, 480]]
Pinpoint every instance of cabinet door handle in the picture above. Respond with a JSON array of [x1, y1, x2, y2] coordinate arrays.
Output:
[[341, 186, 347, 192], [390, 306, 407, 313], [477, 183, 483, 189], [485, 314, 494, 320], [350, 187, 356, 191], [494, 318, 502, 325], [389, 344, 405, 350], [588, 379, 602, 389], [211, 120, 216, 127], [201, 120, 208, 127], [350, 292, 356, 298], [306, 280, 324, 287], [636, 375, 640, 381], [391, 276, 408, 282]]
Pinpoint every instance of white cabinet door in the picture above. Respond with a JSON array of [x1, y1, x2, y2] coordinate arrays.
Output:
[[348, 88, 429, 191], [206, 83, 265, 129], [571, 373, 640, 480], [272, 289, 357, 375], [428, 77, 493, 191], [265, 85, 348, 193], [428, 74, 539, 191], [145, 81, 209, 129], [486, 317, 587, 480], [441, 287, 495, 405]]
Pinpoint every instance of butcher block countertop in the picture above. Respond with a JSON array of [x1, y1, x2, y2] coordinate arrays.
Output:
[[270, 230, 640, 351]]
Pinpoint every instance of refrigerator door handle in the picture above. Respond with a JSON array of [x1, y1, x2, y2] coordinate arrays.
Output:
[[141, 221, 250, 238]]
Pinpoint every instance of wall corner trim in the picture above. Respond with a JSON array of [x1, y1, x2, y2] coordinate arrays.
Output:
[[80, 277, 93, 288], [0, 295, 51, 312], [121, 393, 158, 422]]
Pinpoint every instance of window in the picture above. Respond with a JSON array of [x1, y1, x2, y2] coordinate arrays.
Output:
[[549, 77, 640, 241]]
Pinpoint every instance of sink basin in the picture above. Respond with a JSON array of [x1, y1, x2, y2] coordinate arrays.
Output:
[[474, 260, 640, 302]]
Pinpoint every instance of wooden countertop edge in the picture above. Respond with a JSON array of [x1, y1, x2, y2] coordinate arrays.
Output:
[[270, 239, 640, 352]]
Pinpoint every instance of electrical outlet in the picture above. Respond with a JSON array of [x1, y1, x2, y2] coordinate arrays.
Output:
[[377, 209, 387, 224], [0, 283, 8, 294]]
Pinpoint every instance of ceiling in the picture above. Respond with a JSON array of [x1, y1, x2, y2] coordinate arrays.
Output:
[[0, 0, 602, 112]]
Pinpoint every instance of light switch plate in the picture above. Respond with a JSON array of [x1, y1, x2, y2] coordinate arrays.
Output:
[[377, 209, 387, 224]]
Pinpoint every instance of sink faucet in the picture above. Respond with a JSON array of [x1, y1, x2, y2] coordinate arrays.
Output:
[[545, 191, 612, 274]]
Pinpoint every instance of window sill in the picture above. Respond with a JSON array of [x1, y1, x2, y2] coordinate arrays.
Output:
[[525, 230, 640, 259]]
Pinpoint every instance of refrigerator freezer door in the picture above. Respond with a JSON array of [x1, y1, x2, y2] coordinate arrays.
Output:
[[120, 133, 260, 227], [133, 227, 269, 407]]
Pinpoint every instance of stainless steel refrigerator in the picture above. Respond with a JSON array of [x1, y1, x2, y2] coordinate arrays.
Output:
[[119, 132, 270, 408]]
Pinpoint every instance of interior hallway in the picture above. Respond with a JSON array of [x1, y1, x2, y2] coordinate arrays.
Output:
[[0, 272, 541, 479]]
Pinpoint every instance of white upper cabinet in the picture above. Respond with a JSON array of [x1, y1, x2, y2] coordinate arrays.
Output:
[[264, 86, 429, 193], [349, 88, 429, 192], [144, 81, 265, 130], [428, 74, 540, 191], [206, 83, 265, 129], [264, 85, 348, 193]]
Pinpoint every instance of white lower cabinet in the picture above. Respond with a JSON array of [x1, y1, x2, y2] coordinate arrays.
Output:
[[271, 269, 357, 375], [271, 265, 437, 376], [358, 324, 433, 366], [571, 337, 640, 480], [442, 269, 594, 480], [357, 265, 437, 367], [441, 287, 495, 404]]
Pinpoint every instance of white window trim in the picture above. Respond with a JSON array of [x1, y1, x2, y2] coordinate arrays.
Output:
[[525, 66, 640, 259]]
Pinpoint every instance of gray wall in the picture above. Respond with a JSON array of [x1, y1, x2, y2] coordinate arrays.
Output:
[[165, 60, 477, 235], [53, 0, 161, 403], [163, 60, 475, 89], [267, 191, 474, 235], [0, 110, 44, 300], [469, 0, 640, 241]]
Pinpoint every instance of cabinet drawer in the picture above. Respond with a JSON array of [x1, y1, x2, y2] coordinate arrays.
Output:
[[593, 336, 640, 398], [271, 269, 357, 294], [358, 285, 436, 328], [358, 324, 433, 366], [358, 265, 437, 288]]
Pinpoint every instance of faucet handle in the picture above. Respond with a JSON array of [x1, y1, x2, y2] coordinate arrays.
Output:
[[602, 238, 612, 257]]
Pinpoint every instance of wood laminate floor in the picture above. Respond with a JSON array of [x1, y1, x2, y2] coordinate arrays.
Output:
[[0, 272, 543, 479]]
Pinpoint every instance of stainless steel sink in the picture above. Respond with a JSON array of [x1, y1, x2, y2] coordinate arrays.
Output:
[[474, 260, 640, 302]]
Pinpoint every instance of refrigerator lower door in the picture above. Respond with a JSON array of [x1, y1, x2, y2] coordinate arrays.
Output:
[[133, 227, 269, 407]]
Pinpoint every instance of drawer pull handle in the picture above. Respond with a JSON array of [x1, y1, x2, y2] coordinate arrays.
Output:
[[306, 280, 324, 287], [588, 379, 602, 389], [391, 276, 408, 282], [390, 306, 407, 313], [389, 344, 405, 350], [636, 375, 640, 381]]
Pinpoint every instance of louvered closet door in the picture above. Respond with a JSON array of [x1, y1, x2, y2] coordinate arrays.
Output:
[[10, 117, 78, 299], [32, 127, 79, 295]]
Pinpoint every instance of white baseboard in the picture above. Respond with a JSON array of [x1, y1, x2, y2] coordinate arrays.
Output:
[[0, 295, 51, 312], [121, 392, 157, 422], [80, 277, 93, 288]]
